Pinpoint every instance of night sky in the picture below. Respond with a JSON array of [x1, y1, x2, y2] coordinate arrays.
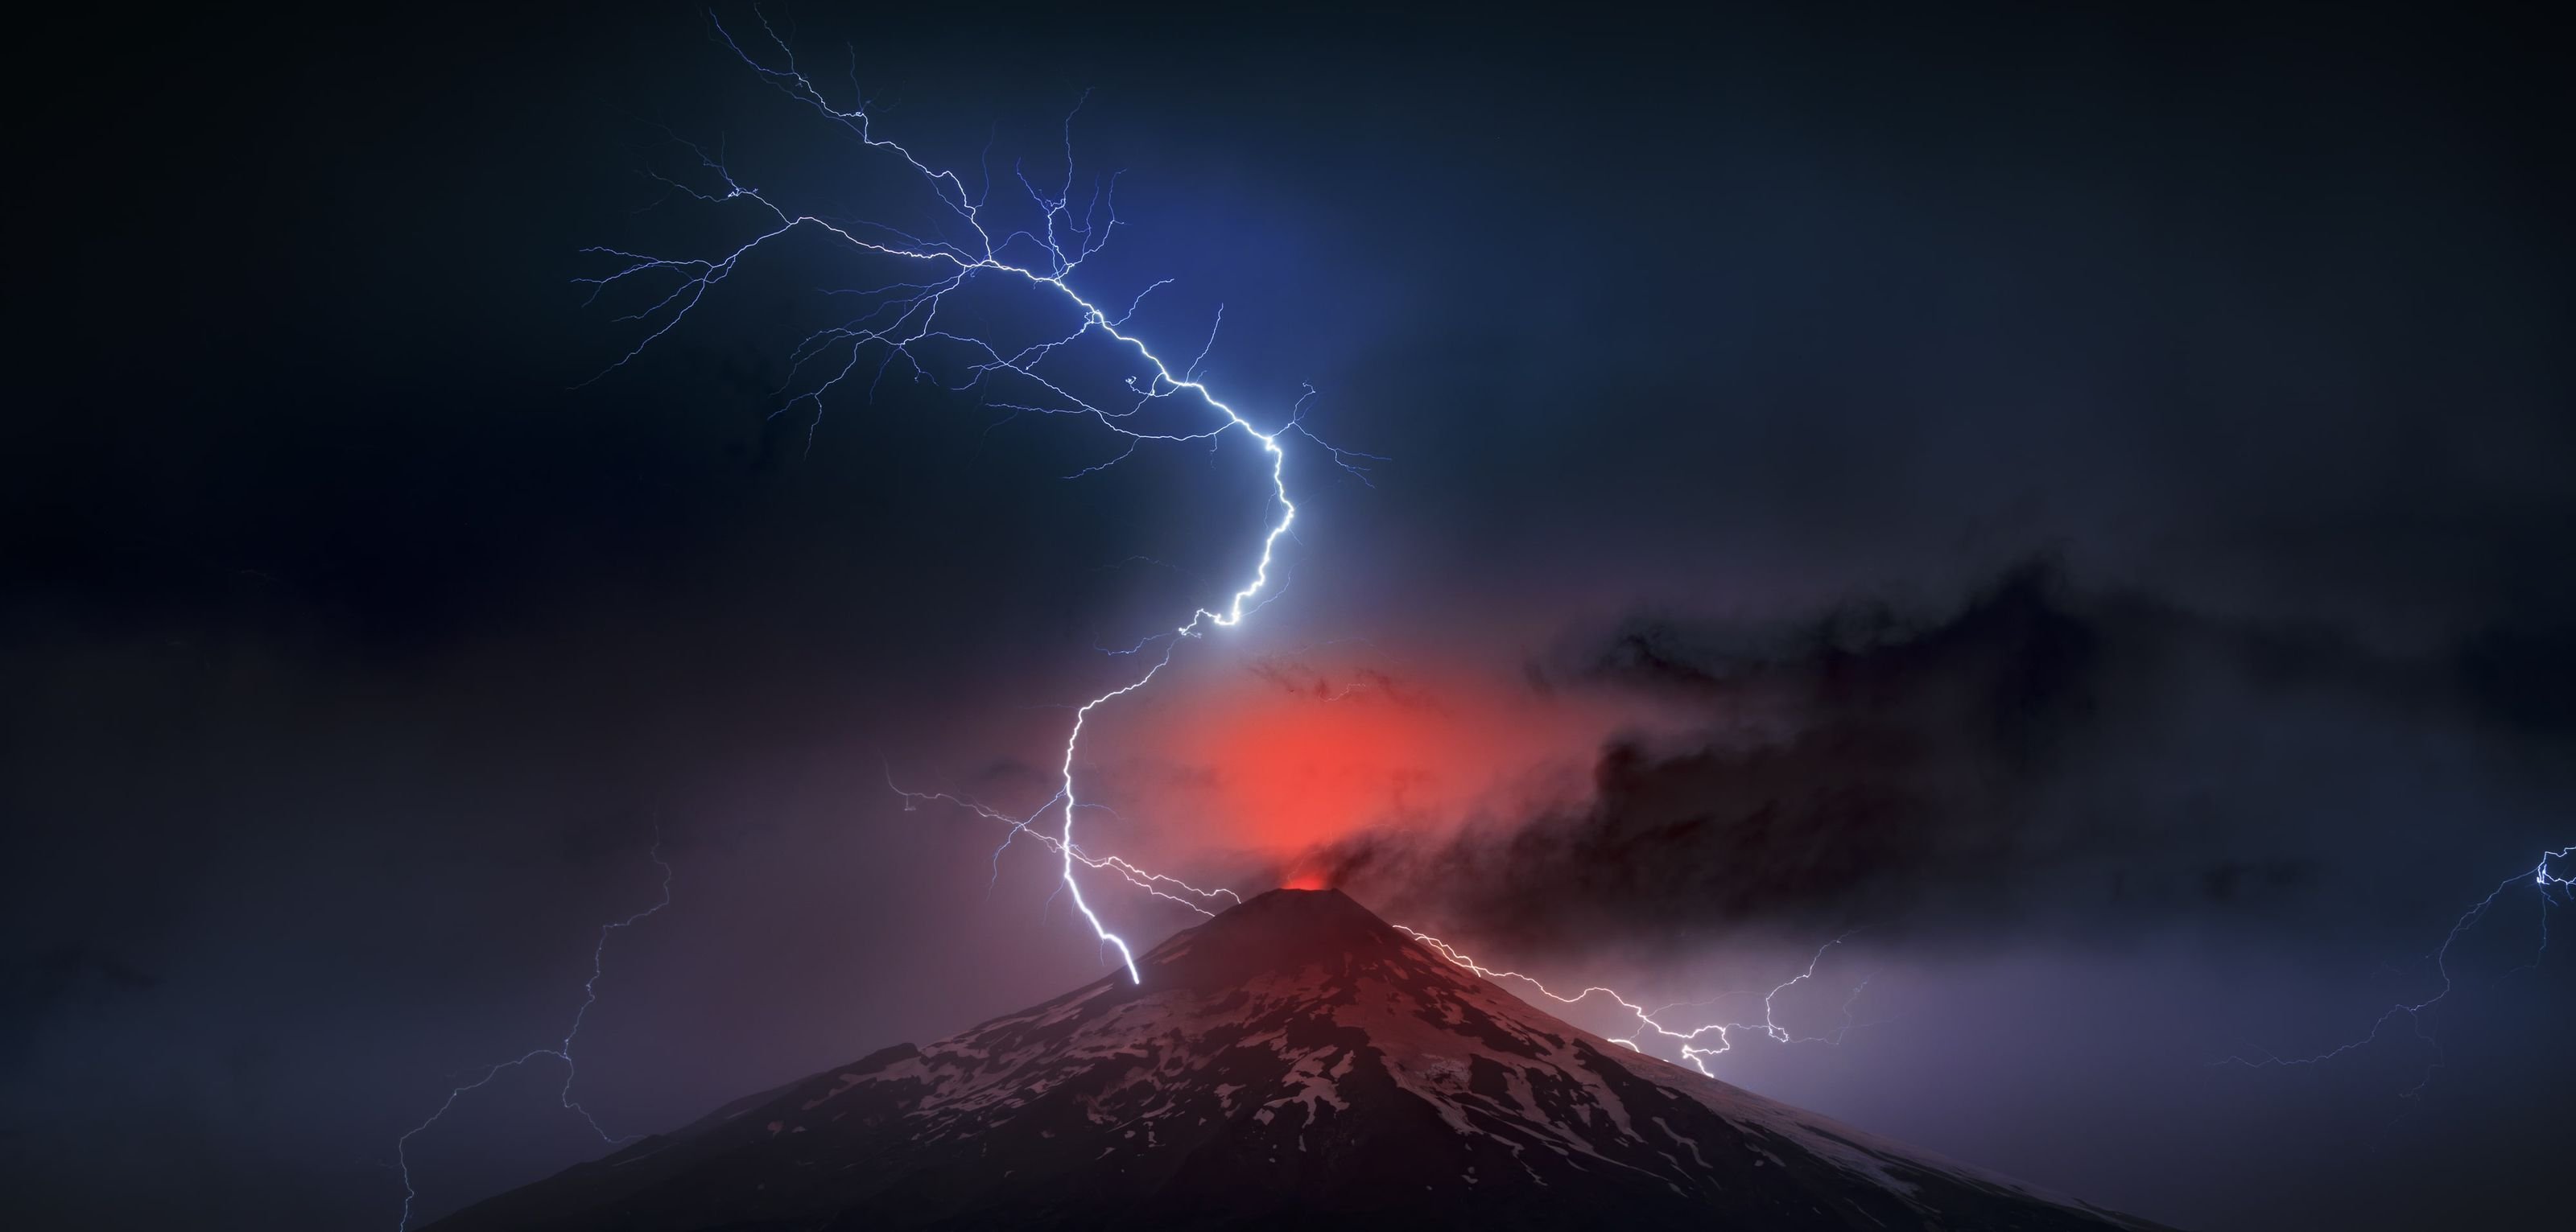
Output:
[[10, 4, 2574, 1229]]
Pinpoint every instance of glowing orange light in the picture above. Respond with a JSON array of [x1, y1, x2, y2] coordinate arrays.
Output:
[[1120, 663, 1667, 863]]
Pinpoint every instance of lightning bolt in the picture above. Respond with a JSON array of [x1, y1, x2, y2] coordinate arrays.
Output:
[[1394, 927, 1882, 1076], [2221, 845, 2574, 1098], [576, 10, 1390, 988], [394, 841, 672, 1230]]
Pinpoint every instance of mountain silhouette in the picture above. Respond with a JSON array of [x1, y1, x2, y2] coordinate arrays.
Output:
[[426, 888, 2165, 1230]]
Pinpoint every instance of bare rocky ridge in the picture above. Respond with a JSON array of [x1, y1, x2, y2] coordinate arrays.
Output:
[[427, 888, 2168, 1230]]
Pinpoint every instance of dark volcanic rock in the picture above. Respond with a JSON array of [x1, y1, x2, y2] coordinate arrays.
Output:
[[427, 889, 2167, 1231]]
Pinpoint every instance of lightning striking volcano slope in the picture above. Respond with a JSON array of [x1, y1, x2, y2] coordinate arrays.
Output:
[[579, 13, 1372, 979], [1396, 929, 1882, 1079]]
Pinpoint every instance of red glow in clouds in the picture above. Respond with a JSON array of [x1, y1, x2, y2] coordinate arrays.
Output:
[[1121, 661, 1670, 867]]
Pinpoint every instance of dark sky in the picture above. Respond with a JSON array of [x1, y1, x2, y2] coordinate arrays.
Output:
[[9, 3, 2574, 1230]]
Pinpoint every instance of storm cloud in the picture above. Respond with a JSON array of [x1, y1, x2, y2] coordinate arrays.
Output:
[[1319, 559, 2574, 956]]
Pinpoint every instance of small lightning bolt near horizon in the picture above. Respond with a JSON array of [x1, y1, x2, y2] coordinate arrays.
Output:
[[2220, 844, 2574, 1100], [394, 840, 671, 1231]]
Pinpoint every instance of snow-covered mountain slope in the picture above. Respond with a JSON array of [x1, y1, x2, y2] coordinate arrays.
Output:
[[427, 888, 2168, 1231]]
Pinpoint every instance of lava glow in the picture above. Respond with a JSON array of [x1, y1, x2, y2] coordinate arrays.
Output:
[[1124, 665, 1649, 856]]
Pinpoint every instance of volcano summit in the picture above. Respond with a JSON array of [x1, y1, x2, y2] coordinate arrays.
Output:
[[425, 890, 2163, 1230]]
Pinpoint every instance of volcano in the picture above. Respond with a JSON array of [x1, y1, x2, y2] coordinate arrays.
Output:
[[425, 889, 2165, 1230]]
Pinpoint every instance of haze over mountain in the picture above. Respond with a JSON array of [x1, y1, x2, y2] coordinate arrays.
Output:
[[426, 889, 2164, 1230]]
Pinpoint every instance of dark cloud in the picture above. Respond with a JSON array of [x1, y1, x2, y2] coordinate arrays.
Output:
[[1319, 559, 2573, 957], [1244, 656, 1426, 707], [0, 946, 161, 1058]]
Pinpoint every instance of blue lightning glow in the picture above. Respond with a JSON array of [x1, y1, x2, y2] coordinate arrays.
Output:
[[394, 842, 672, 1230], [2222, 845, 2574, 1098], [576, 10, 1384, 987]]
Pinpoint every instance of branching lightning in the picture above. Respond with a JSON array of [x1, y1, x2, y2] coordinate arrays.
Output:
[[1394, 927, 1883, 1077], [886, 768, 1242, 919], [2220, 845, 2574, 1099], [568, 6, 1413, 992], [394, 842, 672, 1230]]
